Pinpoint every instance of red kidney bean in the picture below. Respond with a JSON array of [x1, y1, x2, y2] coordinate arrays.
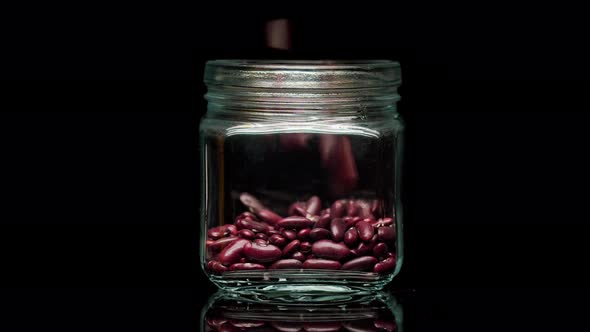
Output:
[[374, 217, 394, 228], [311, 239, 350, 260], [299, 241, 312, 254], [239, 229, 255, 240], [269, 234, 287, 247], [294, 205, 308, 217], [268, 229, 281, 236], [297, 228, 311, 240], [288, 202, 306, 216], [243, 242, 282, 263], [206, 317, 228, 329], [349, 249, 359, 258], [269, 259, 303, 269], [330, 218, 346, 242], [271, 322, 303, 332], [291, 251, 305, 262], [356, 241, 375, 256], [253, 238, 268, 246], [229, 262, 266, 271], [343, 320, 378, 332], [277, 216, 314, 229], [207, 260, 229, 274], [341, 256, 378, 271], [208, 236, 238, 252], [314, 214, 332, 229], [374, 320, 396, 332], [309, 228, 331, 241], [330, 200, 346, 218], [236, 218, 271, 233], [344, 217, 358, 229], [306, 196, 322, 216], [371, 199, 381, 217], [230, 321, 265, 328], [239, 211, 258, 220], [356, 221, 374, 242], [218, 238, 250, 265], [281, 229, 297, 241], [302, 258, 341, 270], [377, 227, 395, 242], [374, 256, 396, 274], [356, 200, 374, 219], [344, 227, 359, 247], [239, 193, 266, 212], [256, 209, 282, 225], [282, 240, 300, 257], [220, 322, 243, 332], [303, 322, 342, 332], [373, 242, 388, 258], [347, 200, 359, 216], [255, 233, 268, 241], [208, 225, 237, 240]]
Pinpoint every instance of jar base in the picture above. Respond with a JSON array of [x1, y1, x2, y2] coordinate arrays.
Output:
[[209, 269, 394, 300]]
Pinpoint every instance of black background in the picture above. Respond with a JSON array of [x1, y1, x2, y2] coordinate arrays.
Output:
[[2, 2, 590, 331]]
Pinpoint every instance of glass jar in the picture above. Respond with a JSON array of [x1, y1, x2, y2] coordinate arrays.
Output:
[[202, 291, 402, 332], [200, 60, 403, 293]]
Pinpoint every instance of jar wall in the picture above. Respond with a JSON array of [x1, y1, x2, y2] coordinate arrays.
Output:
[[199, 60, 403, 292]]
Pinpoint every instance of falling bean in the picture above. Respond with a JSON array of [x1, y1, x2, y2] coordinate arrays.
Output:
[[236, 218, 271, 233], [306, 196, 322, 216], [331, 200, 346, 218], [256, 209, 283, 225], [239, 193, 266, 212], [208, 236, 238, 252], [347, 200, 360, 217]]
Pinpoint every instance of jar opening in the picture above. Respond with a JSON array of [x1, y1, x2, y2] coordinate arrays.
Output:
[[204, 60, 401, 90]]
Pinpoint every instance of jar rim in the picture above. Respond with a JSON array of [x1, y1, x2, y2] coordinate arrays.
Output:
[[204, 59, 401, 90]]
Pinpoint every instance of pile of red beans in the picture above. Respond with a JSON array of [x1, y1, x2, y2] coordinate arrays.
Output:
[[206, 316, 397, 332], [205, 193, 396, 274]]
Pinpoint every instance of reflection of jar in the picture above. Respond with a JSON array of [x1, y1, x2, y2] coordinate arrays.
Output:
[[200, 60, 404, 292], [202, 291, 402, 332]]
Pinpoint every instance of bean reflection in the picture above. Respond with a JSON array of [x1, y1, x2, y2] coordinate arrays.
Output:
[[202, 291, 401, 332]]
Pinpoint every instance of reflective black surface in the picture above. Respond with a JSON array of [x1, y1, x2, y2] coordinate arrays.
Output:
[[2, 288, 588, 332]]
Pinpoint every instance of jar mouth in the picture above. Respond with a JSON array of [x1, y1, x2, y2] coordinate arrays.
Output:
[[204, 59, 401, 90]]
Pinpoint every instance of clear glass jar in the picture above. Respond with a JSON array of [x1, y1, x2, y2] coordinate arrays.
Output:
[[202, 291, 402, 332], [200, 60, 403, 293]]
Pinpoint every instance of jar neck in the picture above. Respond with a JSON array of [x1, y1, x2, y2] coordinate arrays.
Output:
[[205, 86, 400, 120]]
